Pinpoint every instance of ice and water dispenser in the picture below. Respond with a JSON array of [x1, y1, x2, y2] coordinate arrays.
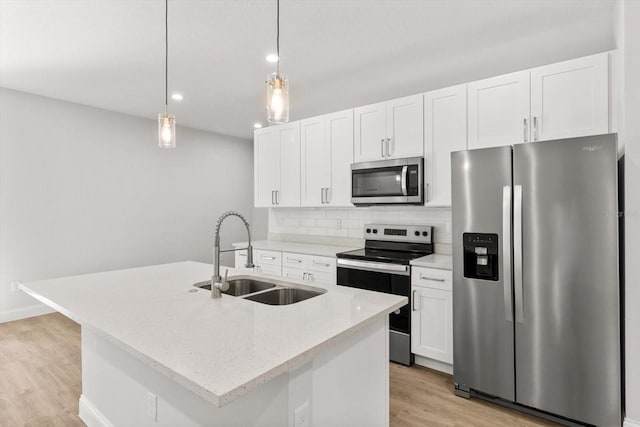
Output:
[[463, 233, 499, 281]]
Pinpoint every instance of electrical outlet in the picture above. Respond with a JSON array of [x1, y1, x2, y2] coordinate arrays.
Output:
[[11, 281, 22, 292], [294, 401, 310, 427], [147, 392, 157, 421]]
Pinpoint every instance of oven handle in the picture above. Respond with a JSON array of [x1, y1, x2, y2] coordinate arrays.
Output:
[[401, 165, 408, 196], [337, 258, 410, 276]]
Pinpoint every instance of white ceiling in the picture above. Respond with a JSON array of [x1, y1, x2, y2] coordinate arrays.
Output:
[[0, 0, 616, 140]]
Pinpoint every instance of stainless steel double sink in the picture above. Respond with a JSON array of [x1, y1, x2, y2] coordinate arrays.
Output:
[[193, 276, 326, 305]]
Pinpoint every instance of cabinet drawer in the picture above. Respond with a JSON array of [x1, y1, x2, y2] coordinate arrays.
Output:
[[254, 264, 282, 276], [282, 267, 335, 286], [411, 267, 452, 291], [282, 252, 336, 273], [282, 267, 306, 280], [255, 249, 282, 266]]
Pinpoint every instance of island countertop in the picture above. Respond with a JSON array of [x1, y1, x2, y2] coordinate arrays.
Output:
[[19, 261, 406, 408]]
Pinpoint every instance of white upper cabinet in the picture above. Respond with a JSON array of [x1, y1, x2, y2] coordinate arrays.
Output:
[[301, 110, 354, 207], [385, 94, 424, 159], [326, 110, 354, 206], [468, 70, 531, 150], [424, 84, 467, 207], [530, 52, 609, 142], [354, 95, 423, 162], [254, 122, 301, 207], [354, 102, 386, 162], [301, 117, 328, 207], [254, 127, 280, 207]]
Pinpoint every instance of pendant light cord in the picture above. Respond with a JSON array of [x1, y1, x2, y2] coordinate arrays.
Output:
[[276, 0, 280, 74], [164, 0, 169, 113]]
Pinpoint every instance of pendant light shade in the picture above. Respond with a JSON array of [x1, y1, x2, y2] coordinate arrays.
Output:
[[267, 72, 289, 124], [266, 0, 289, 124], [158, 0, 176, 148], [158, 112, 176, 148]]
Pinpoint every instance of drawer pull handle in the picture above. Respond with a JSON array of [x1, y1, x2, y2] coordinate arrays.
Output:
[[238, 253, 247, 257], [412, 290, 418, 311], [287, 258, 302, 263], [262, 256, 276, 260], [313, 261, 330, 267], [420, 275, 445, 282]]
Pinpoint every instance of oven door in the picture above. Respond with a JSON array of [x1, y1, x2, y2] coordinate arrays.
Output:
[[336, 259, 414, 365], [351, 157, 423, 205]]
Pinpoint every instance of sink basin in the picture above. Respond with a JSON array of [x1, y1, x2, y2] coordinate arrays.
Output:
[[193, 278, 276, 296], [244, 288, 324, 305]]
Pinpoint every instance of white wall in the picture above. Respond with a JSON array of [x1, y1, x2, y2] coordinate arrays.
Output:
[[617, 0, 640, 424], [0, 88, 264, 322]]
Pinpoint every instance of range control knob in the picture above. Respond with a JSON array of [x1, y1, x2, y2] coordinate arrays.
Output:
[[414, 231, 420, 236], [422, 231, 429, 237], [372, 229, 378, 234], [366, 228, 371, 233]]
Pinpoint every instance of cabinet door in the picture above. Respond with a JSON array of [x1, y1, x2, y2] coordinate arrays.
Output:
[[531, 52, 608, 142], [326, 109, 354, 206], [411, 285, 453, 364], [424, 85, 467, 207], [468, 70, 530, 149], [386, 94, 424, 159], [254, 127, 280, 207], [301, 116, 329, 207], [354, 102, 386, 162], [282, 266, 306, 280], [278, 122, 301, 207]]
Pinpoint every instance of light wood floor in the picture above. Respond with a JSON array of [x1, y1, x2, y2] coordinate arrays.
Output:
[[0, 313, 558, 427]]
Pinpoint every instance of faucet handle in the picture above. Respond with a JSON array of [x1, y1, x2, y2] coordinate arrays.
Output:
[[219, 269, 229, 292]]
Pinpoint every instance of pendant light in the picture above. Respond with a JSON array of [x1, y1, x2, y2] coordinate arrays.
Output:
[[266, 0, 289, 124], [158, 0, 176, 148]]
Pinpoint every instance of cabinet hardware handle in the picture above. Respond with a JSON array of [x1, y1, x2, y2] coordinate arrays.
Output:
[[412, 290, 418, 311], [308, 273, 314, 280], [313, 261, 330, 267], [276, 190, 280, 205], [533, 116, 539, 141], [419, 274, 445, 282], [271, 190, 275, 205], [303, 272, 308, 280], [326, 187, 331, 204], [262, 256, 276, 260], [523, 118, 528, 143], [425, 182, 429, 203], [239, 253, 246, 257], [387, 137, 392, 157], [381, 139, 385, 158], [287, 258, 302, 263], [321, 188, 324, 204]]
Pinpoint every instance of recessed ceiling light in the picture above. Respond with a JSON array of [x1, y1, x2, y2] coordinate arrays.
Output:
[[253, 122, 263, 129], [171, 93, 184, 101], [265, 53, 279, 63]]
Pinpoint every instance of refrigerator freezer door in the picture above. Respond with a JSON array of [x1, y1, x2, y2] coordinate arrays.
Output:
[[513, 134, 621, 426], [452, 146, 515, 401]]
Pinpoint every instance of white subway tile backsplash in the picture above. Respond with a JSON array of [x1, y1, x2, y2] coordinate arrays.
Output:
[[269, 206, 453, 246]]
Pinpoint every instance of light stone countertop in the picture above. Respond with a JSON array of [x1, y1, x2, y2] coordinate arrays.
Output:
[[232, 240, 360, 258], [20, 261, 405, 407], [410, 254, 453, 271]]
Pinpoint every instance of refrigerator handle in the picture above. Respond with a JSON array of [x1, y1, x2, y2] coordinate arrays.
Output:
[[502, 186, 513, 322], [514, 185, 524, 323]]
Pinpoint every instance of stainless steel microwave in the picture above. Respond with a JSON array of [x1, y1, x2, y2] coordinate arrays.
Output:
[[351, 157, 423, 206]]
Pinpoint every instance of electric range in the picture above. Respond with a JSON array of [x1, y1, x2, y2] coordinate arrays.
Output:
[[336, 224, 433, 366]]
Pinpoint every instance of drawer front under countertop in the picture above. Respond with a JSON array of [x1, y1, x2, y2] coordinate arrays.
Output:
[[282, 252, 336, 273]]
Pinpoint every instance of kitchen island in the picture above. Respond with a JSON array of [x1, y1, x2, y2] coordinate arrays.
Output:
[[20, 261, 405, 427]]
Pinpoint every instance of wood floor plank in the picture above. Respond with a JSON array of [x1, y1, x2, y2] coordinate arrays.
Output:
[[0, 312, 559, 426]]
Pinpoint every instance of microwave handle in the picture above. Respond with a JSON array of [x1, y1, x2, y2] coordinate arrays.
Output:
[[401, 165, 408, 196]]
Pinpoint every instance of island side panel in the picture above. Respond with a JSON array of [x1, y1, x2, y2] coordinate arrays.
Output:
[[287, 316, 390, 427], [79, 327, 289, 427]]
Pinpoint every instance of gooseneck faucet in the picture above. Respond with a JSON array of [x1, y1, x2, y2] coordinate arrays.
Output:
[[212, 211, 255, 299]]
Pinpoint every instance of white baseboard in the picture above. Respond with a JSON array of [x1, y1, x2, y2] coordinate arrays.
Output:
[[414, 355, 453, 375], [79, 395, 115, 427], [624, 418, 640, 427], [0, 303, 54, 323]]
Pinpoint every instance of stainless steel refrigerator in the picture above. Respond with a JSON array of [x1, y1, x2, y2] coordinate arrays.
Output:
[[451, 134, 621, 427]]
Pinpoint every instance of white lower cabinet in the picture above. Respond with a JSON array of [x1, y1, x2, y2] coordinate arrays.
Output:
[[234, 249, 337, 286], [411, 267, 453, 368]]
